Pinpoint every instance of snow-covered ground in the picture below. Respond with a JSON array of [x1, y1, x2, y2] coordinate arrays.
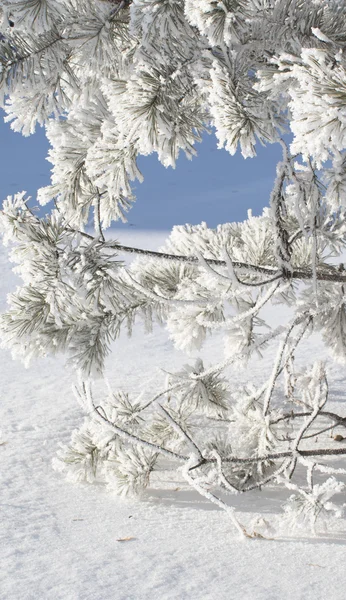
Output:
[[2, 231, 346, 600]]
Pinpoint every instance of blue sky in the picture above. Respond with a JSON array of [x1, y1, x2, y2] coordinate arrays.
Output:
[[0, 116, 281, 229]]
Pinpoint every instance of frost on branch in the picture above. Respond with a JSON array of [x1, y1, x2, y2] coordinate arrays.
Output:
[[310, 283, 346, 363], [282, 476, 345, 534], [3, 0, 346, 536], [0, 194, 157, 375]]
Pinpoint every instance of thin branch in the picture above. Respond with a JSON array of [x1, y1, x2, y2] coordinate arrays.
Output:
[[292, 372, 328, 452], [263, 316, 305, 416], [302, 423, 338, 440], [196, 250, 231, 283], [241, 458, 292, 493], [65, 227, 346, 283], [139, 384, 181, 412], [271, 409, 346, 427], [277, 315, 313, 383], [182, 461, 248, 539], [306, 462, 315, 491], [212, 446, 346, 464], [198, 281, 281, 330], [236, 273, 283, 287], [158, 404, 203, 460], [94, 190, 105, 242], [111, 243, 346, 283], [287, 397, 322, 479], [197, 248, 281, 288], [212, 450, 240, 494]]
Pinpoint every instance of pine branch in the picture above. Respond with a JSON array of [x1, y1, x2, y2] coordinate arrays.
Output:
[[87, 394, 188, 462], [68, 228, 346, 284]]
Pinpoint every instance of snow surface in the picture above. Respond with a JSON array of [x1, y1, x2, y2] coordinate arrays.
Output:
[[2, 231, 346, 600]]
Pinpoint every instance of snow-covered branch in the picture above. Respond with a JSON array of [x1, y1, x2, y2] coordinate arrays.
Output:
[[3, 0, 346, 535]]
